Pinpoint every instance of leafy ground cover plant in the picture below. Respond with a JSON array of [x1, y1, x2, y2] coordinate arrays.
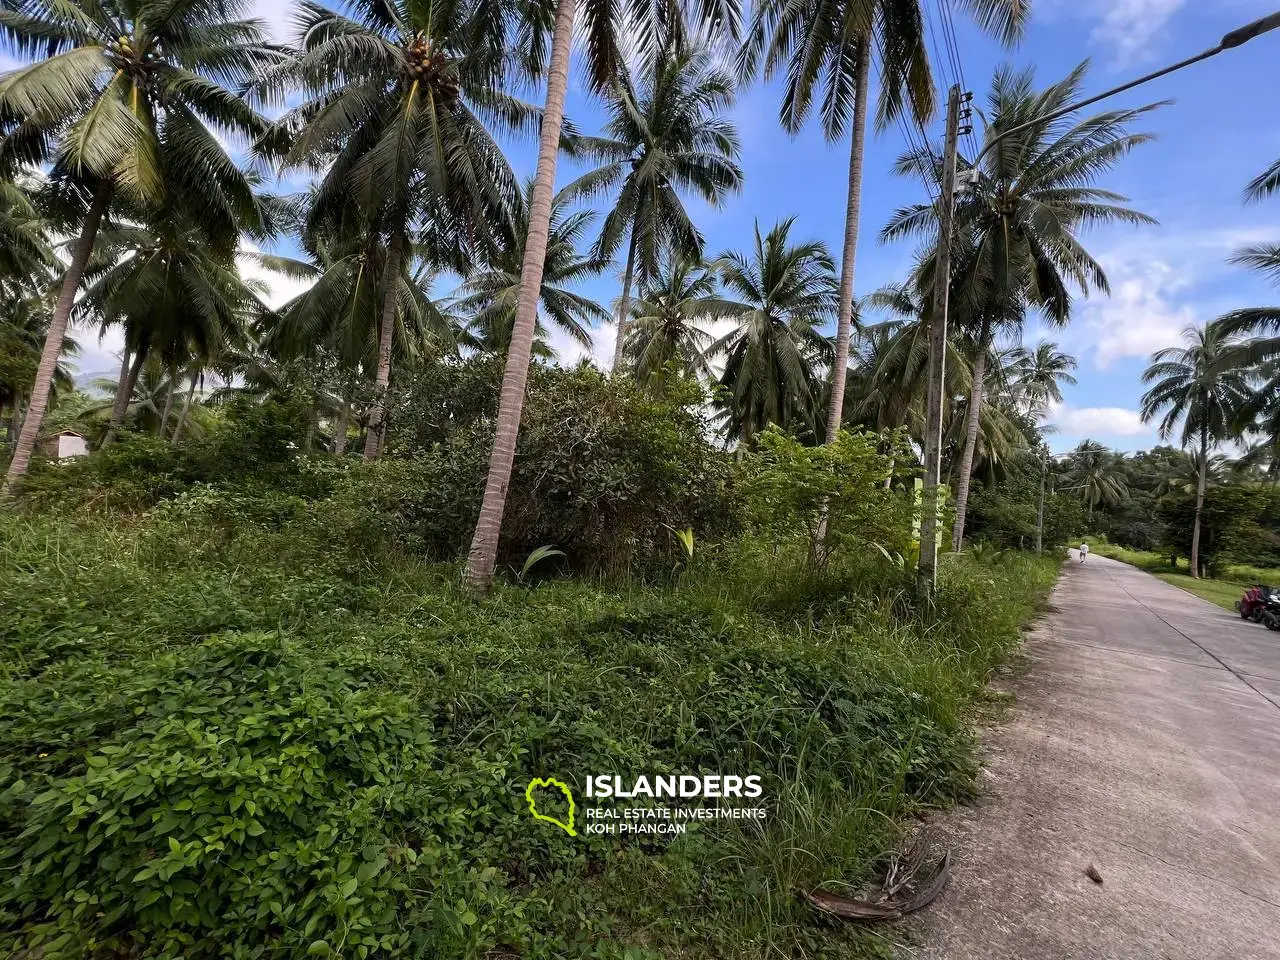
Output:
[[0, 497, 1058, 959]]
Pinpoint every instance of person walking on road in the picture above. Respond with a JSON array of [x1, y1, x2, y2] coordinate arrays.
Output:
[[1079, 542, 1089, 563]]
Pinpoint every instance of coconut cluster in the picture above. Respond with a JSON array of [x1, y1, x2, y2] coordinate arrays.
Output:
[[405, 33, 458, 100]]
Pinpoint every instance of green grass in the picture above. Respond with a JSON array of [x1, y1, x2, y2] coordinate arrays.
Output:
[[1089, 543, 1262, 612], [1151, 573, 1245, 612], [0, 506, 1060, 960]]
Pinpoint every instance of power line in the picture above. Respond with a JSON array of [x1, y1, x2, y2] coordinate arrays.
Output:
[[868, 26, 940, 206], [933, 0, 980, 159]]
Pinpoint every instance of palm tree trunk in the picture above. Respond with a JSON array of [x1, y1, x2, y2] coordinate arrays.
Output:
[[950, 318, 991, 551], [364, 227, 405, 461], [159, 368, 176, 437], [334, 393, 351, 455], [4, 183, 111, 493], [824, 38, 870, 442], [1191, 426, 1208, 579], [105, 347, 132, 434], [103, 342, 148, 448], [171, 376, 197, 445], [611, 224, 640, 372], [7, 392, 24, 445], [463, 0, 576, 596]]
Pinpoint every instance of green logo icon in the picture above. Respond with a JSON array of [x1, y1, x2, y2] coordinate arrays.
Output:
[[525, 777, 577, 836]]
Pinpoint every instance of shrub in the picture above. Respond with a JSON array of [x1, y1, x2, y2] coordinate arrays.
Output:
[[740, 426, 917, 567], [18, 398, 339, 516], [20, 433, 191, 513], [334, 359, 742, 574], [1156, 484, 1280, 575]]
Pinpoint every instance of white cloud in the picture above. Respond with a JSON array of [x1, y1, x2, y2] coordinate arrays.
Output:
[[1046, 402, 1152, 438], [1075, 225, 1279, 368], [68, 323, 126, 384], [238, 241, 313, 310], [545, 321, 609, 368], [1085, 260, 1197, 367], [1088, 0, 1188, 64], [250, 0, 297, 43]]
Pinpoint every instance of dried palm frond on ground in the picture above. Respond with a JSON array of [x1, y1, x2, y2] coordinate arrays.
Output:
[[803, 831, 952, 921]]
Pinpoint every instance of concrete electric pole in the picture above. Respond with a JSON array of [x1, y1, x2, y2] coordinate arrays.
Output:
[[917, 84, 964, 600]]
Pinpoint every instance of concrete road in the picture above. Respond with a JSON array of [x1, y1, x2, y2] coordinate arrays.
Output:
[[914, 553, 1280, 960]]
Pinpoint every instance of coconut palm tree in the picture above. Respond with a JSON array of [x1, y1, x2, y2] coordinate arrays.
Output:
[[0, 179, 54, 299], [1214, 243, 1280, 350], [0, 0, 279, 490], [884, 61, 1159, 550], [709, 218, 837, 445], [87, 353, 182, 437], [271, 0, 535, 460], [1147, 447, 1224, 497], [944, 347, 1036, 486], [567, 45, 742, 370], [75, 213, 263, 446], [1009, 341, 1077, 417], [1062, 439, 1129, 514], [454, 184, 610, 358], [463, 0, 743, 594], [627, 254, 742, 389], [257, 210, 465, 400], [1141, 323, 1254, 578], [738, 0, 1030, 449], [1, 294, 80, 443], [845, 280, 969, 439]]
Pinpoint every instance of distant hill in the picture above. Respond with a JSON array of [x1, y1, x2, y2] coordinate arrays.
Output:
[[72, 369, 118, 396]]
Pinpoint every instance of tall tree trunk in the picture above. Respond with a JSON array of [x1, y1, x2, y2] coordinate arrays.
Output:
[[463, 0, 576, 596], [611, 224, 640, 372], [824, 38, 870, 442], [333, 394, 351, 455], [364, 228, 405, 461], [4, 183, 111, 493], [104, 347, 132, 439], [950, 318, 992, 551], [159, 367, 176, 437], [103, 341, 148, 448], [171, 376, 197, 445], [7, 392, 24, 445], [1191, 426, 1208, 579]]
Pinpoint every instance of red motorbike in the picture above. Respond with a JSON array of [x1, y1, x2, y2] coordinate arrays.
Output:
[[1238, 584, 1274, 623]]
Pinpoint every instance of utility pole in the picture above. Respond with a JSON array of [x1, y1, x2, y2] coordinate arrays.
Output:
[[917, 85, 966, 600], [1036, 448, 1047, 555]]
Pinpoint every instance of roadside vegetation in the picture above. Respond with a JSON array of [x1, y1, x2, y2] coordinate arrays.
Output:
[[0, 387, 1060, 959], [1087, 542, 1277, 611], [7, 0, 1271, 953]]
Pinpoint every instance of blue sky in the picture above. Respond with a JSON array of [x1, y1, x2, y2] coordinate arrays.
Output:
[[14, 0, 1280, 452], [541, 0, 1280, 453]]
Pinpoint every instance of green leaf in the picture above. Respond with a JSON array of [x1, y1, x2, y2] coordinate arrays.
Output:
[[518, 545, 566, 582]]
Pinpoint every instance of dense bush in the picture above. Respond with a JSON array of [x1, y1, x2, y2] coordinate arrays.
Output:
[[330, 359, 740, 574], [18, 397, 332, 513], [0, 507, 1059, 960], [740, 426, 917, 565], [1, 638, 435, 959], [966, 473, 1088, 551], [1156, 484, 1280, 575]]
